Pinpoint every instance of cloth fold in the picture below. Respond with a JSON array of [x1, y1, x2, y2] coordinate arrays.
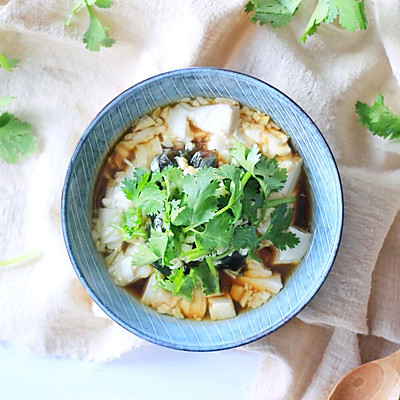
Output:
[[1, 1, 400, 399]]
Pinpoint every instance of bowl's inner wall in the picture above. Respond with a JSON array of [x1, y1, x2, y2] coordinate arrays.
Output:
[[63, 69, 342, 350]]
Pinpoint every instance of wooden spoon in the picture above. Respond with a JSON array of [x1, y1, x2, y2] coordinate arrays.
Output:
[[328, 349, 400, 400]]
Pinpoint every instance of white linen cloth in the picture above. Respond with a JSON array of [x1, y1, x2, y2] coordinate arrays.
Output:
[[1, 1, 400, 398]]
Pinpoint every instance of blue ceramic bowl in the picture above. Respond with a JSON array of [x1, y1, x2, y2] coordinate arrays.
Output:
[[62, 68, 343, 351]]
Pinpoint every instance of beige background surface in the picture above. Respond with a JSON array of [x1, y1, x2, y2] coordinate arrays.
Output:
[[1, 1, 400, 398]]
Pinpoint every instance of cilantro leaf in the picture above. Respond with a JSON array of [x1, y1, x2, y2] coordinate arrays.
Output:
[[122, 207, 141, 230], [245, 0, 302, 27], [94, 0, 113, 8], [168, 225, 184, 264], [300, 0, 367, 42], [136, 183, 166, 216], [194, 213, 234, 253], [158, 166, 185, 198], [170, 199, 184, 222], [330, 0, 367, 32], [122, 170, 166, 215], [0, 97, 17, 107], [231, 143, 260, 175], [232, 225, 258, 250], [156, 267, 196, 301], [157, 258, 220, 301], [259, 204, 299, 250], [194, 258, 220, 296], [0, 112, 37, 163], [217, 163, 241, 182], [66, 0, 115, 51], [242, 178, 264, 223], [131, 243, 159, 267], [173, 168, 219, 229], [230, 143, 287, 199], [216, 163, 244, 220], [111, 207, 146, 241], [122, 169, 150, 201], [299, 0, 330, 42], [148, 229, 169, 263], [246, 0, 367, 43], [356, 93, 400, 141], [254, 156, 287, 197], [0, 53, 20, 72], [83, 4, 115, 51]]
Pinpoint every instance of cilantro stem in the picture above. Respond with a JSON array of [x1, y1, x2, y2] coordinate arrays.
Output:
[[183, 248, 239, 263], [214, 171, 252, 217], [266, 196, 296, 208], [0, 250, 41, 267], [241, 171, 252, 187], [180, 248, 197, 257], [256, 195, 296, 226], [65, 0, 84, 26], [211, 249, 237, 261], [205, 257, 220, 293], [181, 248, 209, 261], [182, 225, 199, 233], [109, 223, 147, 239]]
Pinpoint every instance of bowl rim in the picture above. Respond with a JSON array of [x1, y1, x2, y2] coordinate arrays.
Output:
[[61, 67, 344, 351]]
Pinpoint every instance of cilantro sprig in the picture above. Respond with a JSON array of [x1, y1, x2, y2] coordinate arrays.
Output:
[[245, 0, 367, 43], [66, 0, 115, 51], [120, 143, 299, 300], [0, 250, 41, 267], [356, 93, 400, 142], [0, 53, 20, 72], [0, 99, 37, 163]]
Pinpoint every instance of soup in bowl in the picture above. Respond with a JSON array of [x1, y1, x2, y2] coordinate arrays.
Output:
[[62, 68, 343, 350]]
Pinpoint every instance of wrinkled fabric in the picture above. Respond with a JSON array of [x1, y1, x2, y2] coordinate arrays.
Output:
[[1, 1, 400, 398]]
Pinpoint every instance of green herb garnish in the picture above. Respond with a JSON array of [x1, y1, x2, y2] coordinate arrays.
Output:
[[245, 0, 367, 43], [119, 143, 299, 300], [0, 250, 41, 267], [0, 112, 37, 163], [0, 53, 20, 71], [66, 0, 115, 51], [356, 93, 400, 142]]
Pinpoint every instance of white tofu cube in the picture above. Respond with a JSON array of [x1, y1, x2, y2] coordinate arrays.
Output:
[[166, 103, 240, 142], [132, 136, 162, 168], [179, 286, 207, 320], [274, 226, 311, 264], [208, 294, 236, 321], [270, 156, 302, 199], [244, 259, 273, 278], [235, 273, 283, 294], [165, 103, 194, 142], [189, 103, 240, 138], [141, 274, 173, 308]]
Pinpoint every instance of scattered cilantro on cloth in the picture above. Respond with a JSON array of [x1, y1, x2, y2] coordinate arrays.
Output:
[[66, 0, 115, 51], [245, 0, 367, 42], [0, 53, 20, 71], [0, 112, 37, 163], [356, 93, 400, 142], [0, 97, 17, 107]]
